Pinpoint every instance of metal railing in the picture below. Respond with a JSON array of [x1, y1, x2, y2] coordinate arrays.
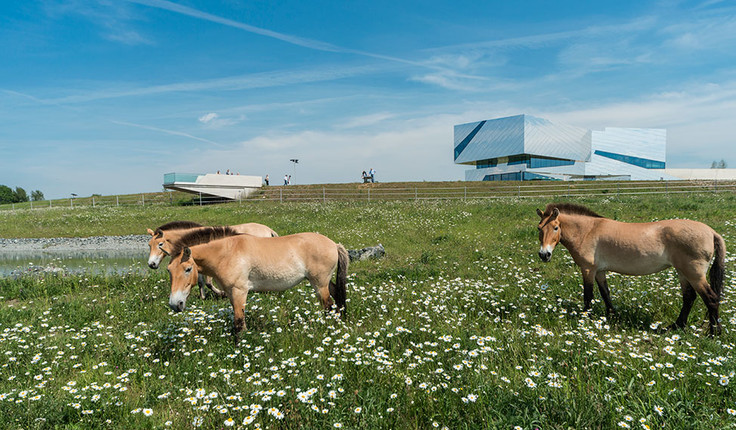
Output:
[[1, 180, 734, 211]]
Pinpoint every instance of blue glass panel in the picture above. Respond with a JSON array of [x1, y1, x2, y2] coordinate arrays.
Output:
[[594, 150, 665, 169], [163, 173, 202, 184], [454, 120, 486, 160]]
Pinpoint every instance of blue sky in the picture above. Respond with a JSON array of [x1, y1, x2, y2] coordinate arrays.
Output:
[[2, 0, 736, 198]]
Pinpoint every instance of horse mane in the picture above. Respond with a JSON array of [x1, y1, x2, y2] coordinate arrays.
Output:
[[169, 226, 241, 257], [545, 203, 605, 218], [153, 221, 204, 238]]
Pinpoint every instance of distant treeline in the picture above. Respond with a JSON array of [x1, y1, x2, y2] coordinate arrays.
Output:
[[0, 185, 44, 204]]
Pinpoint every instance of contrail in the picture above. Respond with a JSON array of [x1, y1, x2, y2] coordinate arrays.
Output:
[[124, 0, 475, 73], [111, 120, 226, 147], [2, 89, 225, 147]]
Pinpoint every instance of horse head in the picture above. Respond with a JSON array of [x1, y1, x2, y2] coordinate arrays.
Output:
[[167, 247, 199, 312], [146, 228, 168, 269], [536, 207, 561, 262]]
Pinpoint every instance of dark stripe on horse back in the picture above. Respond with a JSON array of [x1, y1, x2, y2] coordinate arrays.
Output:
[[454, 120, 486, 160], [170, 226, 240, 257], [155, 220, 204, 233], [545, 203, 604, 218]]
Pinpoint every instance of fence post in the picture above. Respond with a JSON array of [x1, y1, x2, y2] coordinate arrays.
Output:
[[464, 186, 467, 201], [49, 200, 52, 208], [415, 188, 418, 200], [30, 201, 32, 210], [141, 194, 145, 206], [368, 188, 371, 202], [92, 197, 95, 208], [323, 187, 326, 203], [116, 195, 119, 207], [714, 178, 718, 193], [518, 184, 521, 197], [665, 181, 668, 196], [70, 198, 73, 208]]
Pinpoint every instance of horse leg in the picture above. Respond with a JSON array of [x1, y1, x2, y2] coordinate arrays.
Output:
[[595, 271, 616, 315], [229, 289, 248, 343], [196, 274, 207, 300], [205, 276, 227, 298], [669, 273, 697, 331], [310, 276, 335, 313], [581, 268, 596, 312], [692, 278, 721, 336]]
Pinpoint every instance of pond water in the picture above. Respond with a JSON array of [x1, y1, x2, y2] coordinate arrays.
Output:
[[0, 250, 150, 277]]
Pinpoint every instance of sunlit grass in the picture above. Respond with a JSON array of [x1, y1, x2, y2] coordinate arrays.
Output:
[[1, 194, 735, 428]]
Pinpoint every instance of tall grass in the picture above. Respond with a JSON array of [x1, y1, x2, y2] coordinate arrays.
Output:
[[0, 194, 735, 428]]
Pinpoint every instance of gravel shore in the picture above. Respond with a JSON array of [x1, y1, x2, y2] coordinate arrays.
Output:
[[0, 235, 149, 253]]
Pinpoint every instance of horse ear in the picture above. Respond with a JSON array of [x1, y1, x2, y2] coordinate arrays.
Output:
[[536, 208, 544, 218], [182, 247, 191, 262], [147, 228, 155, 236], [551, 208, 560, 219]]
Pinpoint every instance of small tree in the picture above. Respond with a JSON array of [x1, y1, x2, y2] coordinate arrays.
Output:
[[711, 159, 728, 169], [0, 185, 13, 204], [31, 190, 45, 201], [14, 187, 29, 202]]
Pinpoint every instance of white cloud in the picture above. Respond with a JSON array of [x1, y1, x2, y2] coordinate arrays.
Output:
[[198, 112, 218, 123]]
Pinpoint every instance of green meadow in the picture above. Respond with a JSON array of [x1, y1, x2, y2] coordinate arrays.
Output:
[[0, 193, 735, 429]]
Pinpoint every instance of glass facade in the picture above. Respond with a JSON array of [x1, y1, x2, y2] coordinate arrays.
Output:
[[456, 114, 671, 181], [594, 150, 665, 169]]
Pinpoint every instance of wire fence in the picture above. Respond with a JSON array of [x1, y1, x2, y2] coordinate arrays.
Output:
[[1, 180, 735, 211]]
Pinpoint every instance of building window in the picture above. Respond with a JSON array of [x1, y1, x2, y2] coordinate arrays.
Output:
[[594, 150, 665, 169], [529, 157, 575, 168], [482, 172, 522, 181], [508, 155, 529, 166], [475, 158, 498, 169]]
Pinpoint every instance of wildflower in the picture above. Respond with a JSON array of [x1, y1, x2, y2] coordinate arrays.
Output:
[[354, 407, 362, 413], [192, 416, 204, 427], [654, 406, 663, 416], [720, 376, 729, 386], [727, 409, 736, 416], [224, 418, 235, 427], [334, 423, 343, 428], [143, 409, 153, 416]]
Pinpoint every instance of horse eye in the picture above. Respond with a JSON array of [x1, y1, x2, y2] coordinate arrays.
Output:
[[554, 226, 559, 231], [158, 242, 164, 248], [185, 267, 192, 273]]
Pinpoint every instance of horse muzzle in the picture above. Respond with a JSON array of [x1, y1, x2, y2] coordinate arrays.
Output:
[[169, 292, 188, 312], [538, 250, 552, 262]]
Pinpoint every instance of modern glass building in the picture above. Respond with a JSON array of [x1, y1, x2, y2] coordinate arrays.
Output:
[[454, 114, 680, 181]]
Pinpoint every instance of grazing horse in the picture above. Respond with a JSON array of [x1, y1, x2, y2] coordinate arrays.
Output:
[[536, 203, 725, 335], [166, 227, 349, 341], [146, 221, 278, 299]]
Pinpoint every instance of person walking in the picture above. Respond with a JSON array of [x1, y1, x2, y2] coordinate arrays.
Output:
[[264, 174, 270, 186], [284, 174, 289, 185], [369, 167, 376, 183]]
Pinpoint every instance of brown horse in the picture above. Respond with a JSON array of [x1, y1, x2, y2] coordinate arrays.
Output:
[[146, 221, 278, 299], [166, 227, 349, 341], [536, 203, 725, 335]]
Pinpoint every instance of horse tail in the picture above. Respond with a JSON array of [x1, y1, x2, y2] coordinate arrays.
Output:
[[710, 232, 726, 301], [332, 244, 349, 312]]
